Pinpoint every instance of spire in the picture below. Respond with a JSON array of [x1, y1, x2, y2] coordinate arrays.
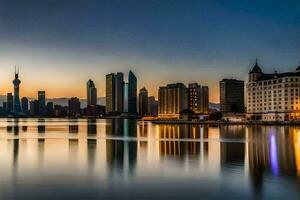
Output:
[[255, 57, 258, 66]]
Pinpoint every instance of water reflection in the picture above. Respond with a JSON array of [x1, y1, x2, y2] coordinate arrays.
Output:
[[0, 119, 298, 199]]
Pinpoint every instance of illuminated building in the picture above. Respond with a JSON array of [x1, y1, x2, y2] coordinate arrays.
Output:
[[138, 87, 148, 116], [188, 83, 209, 114], [246, 60, 300, 121], [158, 83, 188, 118]]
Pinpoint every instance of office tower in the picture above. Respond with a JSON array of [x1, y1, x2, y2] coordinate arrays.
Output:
[[7, 93, 13, 113], [138, 87, 148, 116], [38, 91, 46, 116], [123, 83, 129, 113], [114, 72, 124, 113], [128, 70, 137, 114], [158, 83, 188, 118], [220, 79, 244, 113], [148, 96, 158, 116], [21, 97, 29, 114], [13, 67, 22, 114], [46, 102, 54, 116], [87, 79, 97, 106], [106, 73, 115, 113], [2, 102, 7, 114], [29, 100, 39, 116], [188, 83, 209, 114], [68, 97, 81, 117], [246, 61, 300, 121]]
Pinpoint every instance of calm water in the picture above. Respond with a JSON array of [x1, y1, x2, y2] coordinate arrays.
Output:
[[0, 118, 299, 199]]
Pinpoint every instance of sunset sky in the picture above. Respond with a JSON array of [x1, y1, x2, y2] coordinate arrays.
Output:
[[0, 0, 299, 103]]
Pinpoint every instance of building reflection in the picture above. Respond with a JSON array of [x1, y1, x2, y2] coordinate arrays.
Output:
[[87, 118, 97, 135], [106, 119, 137, 138], [138, 121, 148, 137], [37, 119, 45, 133], [87, 139, 97, 170], [69, 119, 79, 134]]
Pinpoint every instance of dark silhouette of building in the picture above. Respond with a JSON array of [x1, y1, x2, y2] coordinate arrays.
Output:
[[29, 100, 39, 116], [2, 102, 7, 115], [54, 105, 68, 117], [158, 83, 188, 118], [7, 93, 13, 114], [128, 70, 137, 115], [13, 67, 22, 115], [46, 102, 54, 116], [115, 72, 124, 113], [139, 87, 148, 116], [188, 83, 209, 114], [21, 97, 29, 115], [68, 97, 81, 117], [83, 105, 105, 117], [148, 96, 158, 116], [106, 73, 115, 113], [220, 79, 244, 113], [87, 79, 97, 106], [38, 91, 46, 116]]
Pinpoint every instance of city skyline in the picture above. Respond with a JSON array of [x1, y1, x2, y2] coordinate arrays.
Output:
[[0, 0, 299, 103]]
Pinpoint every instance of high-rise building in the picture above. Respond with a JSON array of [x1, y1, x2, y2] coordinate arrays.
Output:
[[68, 97, 81, 117], [188, 83, 209, 114], [148, 96, 158, 116], [2, 102, 7, 114], [158, 83, 188, 118], [29, 100, 39, 116], [246, 61, 300, 121], [38, 91, 46, 116], [114, 72, 124, 113], [128, 70, 137, 114], [7, 93, 13, 113], [123, 82, 129, 113], [21, 97, 29, 114], [220, 79, 244, 113], [87, 79, 97, 106], [139, 87, 148, 116], [106, 73, 115, 113], [13, 67, 22, 114]]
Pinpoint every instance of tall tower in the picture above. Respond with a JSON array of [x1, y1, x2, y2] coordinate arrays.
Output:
[[128, 70, 137, 114], [87, 79, 97, 106], [13, 66, 22, 114]]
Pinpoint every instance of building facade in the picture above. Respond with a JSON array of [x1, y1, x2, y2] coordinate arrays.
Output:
[[7, 93, 13, 114], [68, 97, 81, 117], [106, 73, 115, 113], [148, 96, 158, 116], [246, 61, 300, 121], [139, 87, 148, 116], [158, 83, 188, 118], [220, 79, 244, 113], [114, 72, 124, 113], [87, 79, 97, 106], [13, 68, 22, 114], [188, 83, 209, 114], [128, 70, 137, 114], [38, 91, 46, 116], [21, 97, 29, 114]]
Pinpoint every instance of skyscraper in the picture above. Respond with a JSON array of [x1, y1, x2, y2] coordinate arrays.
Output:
[[128, 70, 137, 114], [220, 79, 244, 113], [13, 67, 22, 114], [87, 79, 97, 106], [7, 93, 13, 113], [106, 73, 115, 113], [123, 82, 129, 113], [38, 91, 46, 116], [21, 97, 29, 114], [114, 72, 124, 113], [148, 96, 158, 116], [158, 83, 188, 118], [29, 100, 39, 116], [139, 87, 148, 116], [188, 83, 209, 114]]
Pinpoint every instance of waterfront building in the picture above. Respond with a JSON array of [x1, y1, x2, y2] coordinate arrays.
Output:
[[29, 100, 39, 116], [123, 82, 129, 113], [87, 79, 97, 106], [188, 83, 209, 114], [21, 97, 29, 114], [46, 102, 54, 116], [13, 67, 22, 114], [139, 87, 148, 116], [115, 72, 124, 113], [220, 79, 244, 113], [38, 91, 46, 116], [158, 83, 188, 118], [148, 96, 158, 116], [2, 102, 7, 114], [128, 70, 137, 114], [7, 93, 13, 113], [68, 97, 81, 117], [246, 61, 300, 121], [106, 73, 115, 113]]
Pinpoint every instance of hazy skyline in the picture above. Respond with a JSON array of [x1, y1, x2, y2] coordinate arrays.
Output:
[[0, 0, 299, 103]]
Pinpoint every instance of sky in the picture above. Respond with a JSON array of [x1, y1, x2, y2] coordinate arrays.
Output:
[[0, 0, 299, 103]]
